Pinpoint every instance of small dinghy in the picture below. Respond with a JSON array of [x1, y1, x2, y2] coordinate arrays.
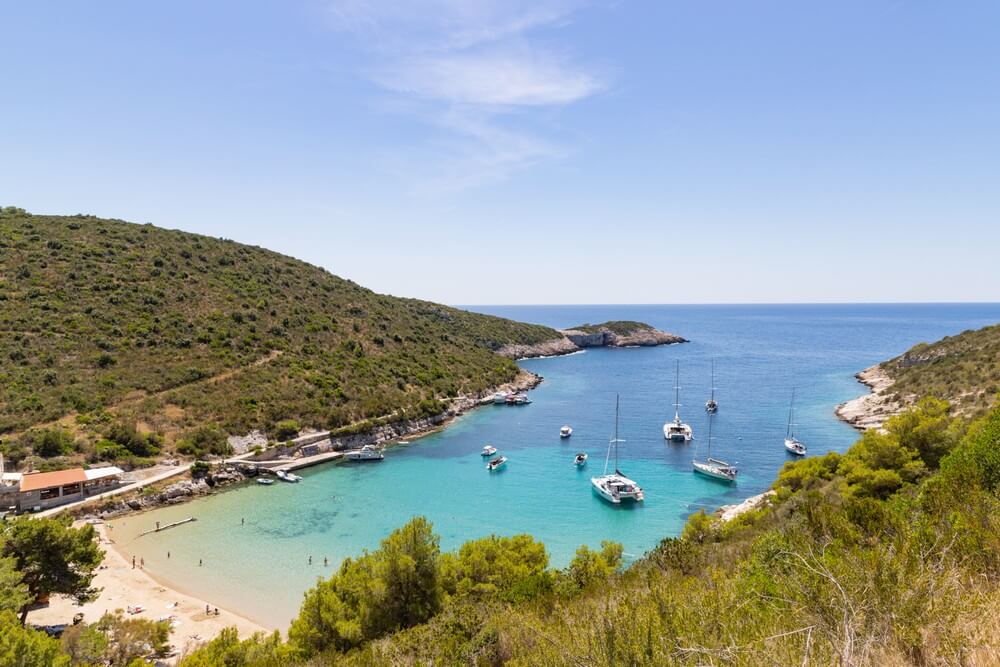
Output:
[[574, 452, 588, 466], [481, 445, 497, 457], [560, 425, 573, 438], [256, 478, 274, 485], [486, 456, 508, 471]]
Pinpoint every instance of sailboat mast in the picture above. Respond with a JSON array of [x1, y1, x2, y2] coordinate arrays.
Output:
[[710, 359, 716, 403], [707, 408, 713, 458], [674, 361, 681, 420], [786, 388, 795, 439], [614, 394, 620, 472]]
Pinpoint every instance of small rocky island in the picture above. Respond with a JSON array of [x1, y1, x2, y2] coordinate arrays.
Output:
[[497, 320, 686, 359]]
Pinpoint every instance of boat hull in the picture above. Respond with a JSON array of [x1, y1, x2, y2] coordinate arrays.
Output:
[[664, 424, 692, 442], [693, 461, 737, 482], [591, 474, 644, 504], [784, 438, 806, 456]]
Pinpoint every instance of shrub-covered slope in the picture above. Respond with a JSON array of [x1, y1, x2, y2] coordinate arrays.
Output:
[[878, 322, 1000, 419], [0, 207, 558, 440]]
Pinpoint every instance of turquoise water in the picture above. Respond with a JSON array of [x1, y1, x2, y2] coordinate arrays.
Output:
[[110, 304, 1000, 629]]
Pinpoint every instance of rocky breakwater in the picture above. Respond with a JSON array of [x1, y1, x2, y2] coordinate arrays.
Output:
[[86, 466, 254, 519], [497, 320, 686, 360]]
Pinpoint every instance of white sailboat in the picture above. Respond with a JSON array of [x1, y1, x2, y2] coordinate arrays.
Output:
[[592, 395, 644, 504], [692, 399, 737, 482], [705, 359, 718, 413], [784, 388, 807, 456], [664, 361, 693, 442]]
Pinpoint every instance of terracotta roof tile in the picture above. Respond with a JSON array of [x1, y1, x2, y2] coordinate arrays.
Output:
[[19, 469, 87, 493]]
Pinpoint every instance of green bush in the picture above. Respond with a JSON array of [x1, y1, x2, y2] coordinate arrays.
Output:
[[176, 426, 231, 458], [273, 419, 300, 441]]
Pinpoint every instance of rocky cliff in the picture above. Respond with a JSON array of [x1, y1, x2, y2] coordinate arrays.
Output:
[[497, 321, 686, 359]]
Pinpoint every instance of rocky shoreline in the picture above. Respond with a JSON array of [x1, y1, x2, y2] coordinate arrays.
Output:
[[834, 364, 902, 431], [80, 370, 543, 520], [498, 324, 686, 360]]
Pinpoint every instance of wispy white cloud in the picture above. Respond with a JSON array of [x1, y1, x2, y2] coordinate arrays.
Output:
[[375, 47, 601, 107], [324, 0, 604, 193]]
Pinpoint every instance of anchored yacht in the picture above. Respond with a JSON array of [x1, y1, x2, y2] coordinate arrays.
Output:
[[692, 397, 737, 482], [592, 396, 644, 504], [664, 361, 693, 442], [346, 444, 384, 461], [784, 388, 807, 456]]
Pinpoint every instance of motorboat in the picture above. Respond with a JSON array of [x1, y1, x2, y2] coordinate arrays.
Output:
[[346, 444, 384, 461], [506, 393, 531, 405], [664, 361, 693, 442], [481, 445, 498, 457], [591, 396, 644, 504], [493, 392, 508, 404], [692, 399, 737, 483], [784, 388, 807, 456], [574, 452, 588, 466], [560, 425, 573, 438], [275, 470, 301, 483], [486, 456, 507, 471]]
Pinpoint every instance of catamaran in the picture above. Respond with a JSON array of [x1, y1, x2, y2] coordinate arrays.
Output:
[[664, 361, 693, 442], [592, 395, 644, 504], [693, 398, 738, 482], [784, 388, 807, 456], [705, 359, 718, 413]]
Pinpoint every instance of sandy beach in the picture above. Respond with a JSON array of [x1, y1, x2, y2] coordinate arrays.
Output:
[[26, 522, 267, 659]]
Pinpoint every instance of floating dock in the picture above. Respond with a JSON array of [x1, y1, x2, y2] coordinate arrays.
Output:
[[138, 517, 196, 536]]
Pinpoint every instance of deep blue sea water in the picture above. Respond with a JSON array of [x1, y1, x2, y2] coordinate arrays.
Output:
[[110, 304, 1000, 629]]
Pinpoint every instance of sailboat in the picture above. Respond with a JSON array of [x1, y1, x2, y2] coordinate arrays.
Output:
[[663, 361, 693, 442], [692, 398, 738, 482], [784, 388, 807, 456], [592, 395, 644, 504], [705, 359, 718, 413]]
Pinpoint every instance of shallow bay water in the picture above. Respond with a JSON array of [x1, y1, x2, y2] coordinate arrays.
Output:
[[110, 303, 1000, 629]]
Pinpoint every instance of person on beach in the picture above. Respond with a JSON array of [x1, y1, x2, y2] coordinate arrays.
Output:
[[167, 551, 170, 559], [205, 604, 210, 615], [241, 517, 245, 525], [199, 559, 203, 566], [131, 556, 135, 569], [324, 557, 328, 566], [308, 556, 312, 565], [140, 557, 144, 568]]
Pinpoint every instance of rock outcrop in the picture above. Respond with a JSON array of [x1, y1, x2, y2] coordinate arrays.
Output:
[[835, 364, 903, 431], [497, 322, 686, 359]]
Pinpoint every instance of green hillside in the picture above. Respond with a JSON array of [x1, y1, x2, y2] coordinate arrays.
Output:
[[568, 320, 655, 335], [879, 323, 1000, 418], [0, 207, 558, 453]]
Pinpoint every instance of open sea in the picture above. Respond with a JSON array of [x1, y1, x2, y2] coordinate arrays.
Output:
[[109, 303, 1000, 629]]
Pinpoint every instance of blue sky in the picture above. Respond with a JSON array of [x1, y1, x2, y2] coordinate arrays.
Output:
[[2, 1, 998, 304]]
